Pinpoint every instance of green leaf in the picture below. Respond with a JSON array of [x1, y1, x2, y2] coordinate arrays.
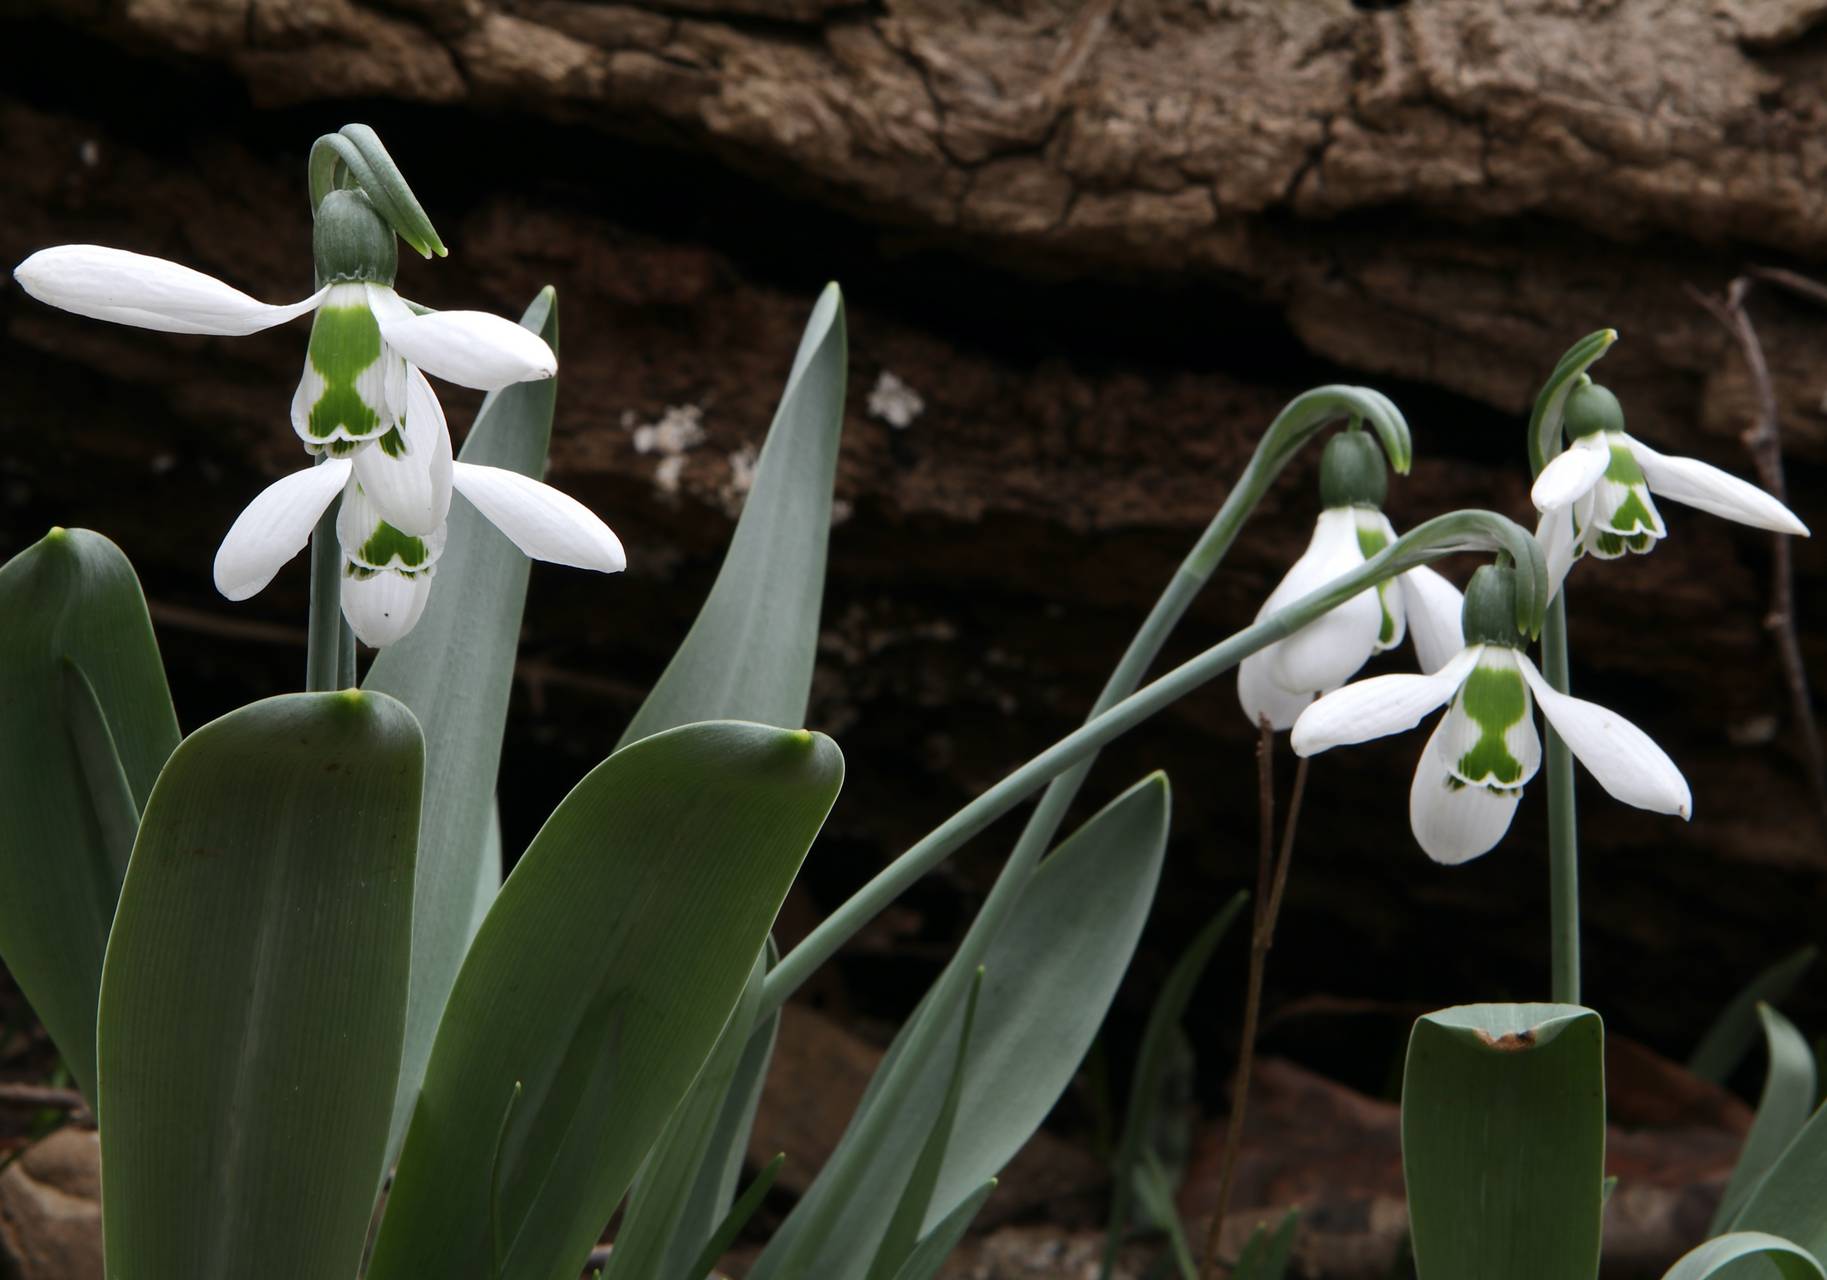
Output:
[[1662, 1233, 1826, 1280], [1132, 1153, 1196, 1280], [365, 286, 560, 1158], [1401, 1003, 1605, 1280], [0, 528, 179, 1103], [604, 950, 770, 1280], [96, 690, 422, 1280], [664, 992, 782, 1278], [888, 1179, 997, 1280], [1723, 1078, 1827, 1256], [1691, 947, 1819, 1084], [367, 721, 844, 1280], [678, 1153, 785, 1280], [1102, 892, 1248, 1276], [1232, 1209, 1299, 1280], [1715, 1005, 1818, 1233], [750, 772, 1169, 1279], [867, 969, 985, 1280], [618, 285, 847, 747]]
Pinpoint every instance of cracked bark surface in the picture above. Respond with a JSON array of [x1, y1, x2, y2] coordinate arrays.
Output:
[[3, 5, 1827, 1268]]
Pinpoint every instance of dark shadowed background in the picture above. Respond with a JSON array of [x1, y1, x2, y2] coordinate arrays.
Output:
[[2, 2, 1825, 1272]]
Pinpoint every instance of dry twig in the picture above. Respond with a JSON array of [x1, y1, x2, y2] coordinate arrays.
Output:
[[1198, 722, 1308, 1278], [1688, 276, 1827, 834]]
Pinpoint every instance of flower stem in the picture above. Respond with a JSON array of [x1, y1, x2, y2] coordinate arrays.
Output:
[[763, 388, 1413, 1015], [759, 507, 1533, 1016], [305, 496, 348, 693], [1542, 590, 1580, 1005]]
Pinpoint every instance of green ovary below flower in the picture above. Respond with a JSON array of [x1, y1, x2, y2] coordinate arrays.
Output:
[[1288, 638, 1689, 865]]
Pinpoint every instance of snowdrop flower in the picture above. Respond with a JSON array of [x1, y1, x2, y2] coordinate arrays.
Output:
[[1290, 564, 1690, 864], [213, 408, 625, 647], [12, 189, 555, 536], [1531, 382, 1807, 593], [1239, 430, 1466, 730]]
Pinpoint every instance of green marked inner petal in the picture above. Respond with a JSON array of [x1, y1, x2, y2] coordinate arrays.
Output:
[[1454, 662, 1530, 786], [356, 521, 429, 570], [303, 303, 386, 441], [1355, 522, 1390, 559]]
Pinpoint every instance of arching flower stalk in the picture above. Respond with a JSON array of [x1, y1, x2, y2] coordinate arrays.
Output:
[[1532, 381, 1807, 594], [1290, 563, 1690, 863], [1239, 429, 1465, 729]]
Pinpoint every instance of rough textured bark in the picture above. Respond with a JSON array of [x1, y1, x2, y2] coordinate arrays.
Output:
[[3, 2, 1827, 1271]]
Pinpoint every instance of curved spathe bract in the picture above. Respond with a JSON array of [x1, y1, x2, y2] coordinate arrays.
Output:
[[97, 690, 423, 1280], [366, 720, 844, 1280]]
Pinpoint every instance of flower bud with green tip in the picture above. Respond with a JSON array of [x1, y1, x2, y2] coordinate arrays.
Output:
[[1238, 429, 1467, 730], [1290, 561, 1691, 864], [1531, 379, 1808, 594]]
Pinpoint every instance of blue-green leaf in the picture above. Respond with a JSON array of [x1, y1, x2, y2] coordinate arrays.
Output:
[[368, 721, 843, 1280], [365, 287, 560, 1157], [1690, 947, 1818, 1085], [0, 528, 179, 1103], [97, 691, 422, 1280], [1662, 1233, 1825, 1280], [618, 285, 846, 747], [1402, 1003, 1605, 1280], [1103, 893, 1247, 1275], [750, 772, 1169, 1278], [888, 1180, 997, 1280], [1715, 1005, 1818, 1233]]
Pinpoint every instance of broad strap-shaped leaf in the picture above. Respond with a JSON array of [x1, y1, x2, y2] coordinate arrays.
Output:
[[1662, 1233, 1826, 1280], [1402, 1004, 1605, 1280], [365, 286, 559, 1156], [678, 1153, 785, 1280], [617, 285, 846, 747], [865, 970, 984, 1280], [1102, 892, 1247, 1277], [888, 1180, 997, 1280], [749, 773, 1169, 1279], [1723, 1077, 1827, 1256], [0, 528, 179, 1103], [603, 950, 770, 1280], [97, 691, 422, 1280], [1713, 1004, 1818, 1233], [367, 721, 843, 1280], [1690, 946, 1818, 1084]]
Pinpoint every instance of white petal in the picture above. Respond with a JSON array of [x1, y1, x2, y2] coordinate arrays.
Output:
[[1400, 566, 1465, 675], [1517, 656, 1692, 818], [341, 569, 434, 648], [1408, 720, 1524, 865], [371, 285, 556, 390], [1530, 435, 1610, 512], [350, 368, 453, 536], [1238, 646, 1315, 732], [1536, 508, 1578, 600], [451, 463, 625, 572], [15, 245, 325, 336], [1631, 437, 1809, 536], [1268, 508, 1384, 695], [212, 459, 352, 601], [1290, 647, 1481, 757]]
